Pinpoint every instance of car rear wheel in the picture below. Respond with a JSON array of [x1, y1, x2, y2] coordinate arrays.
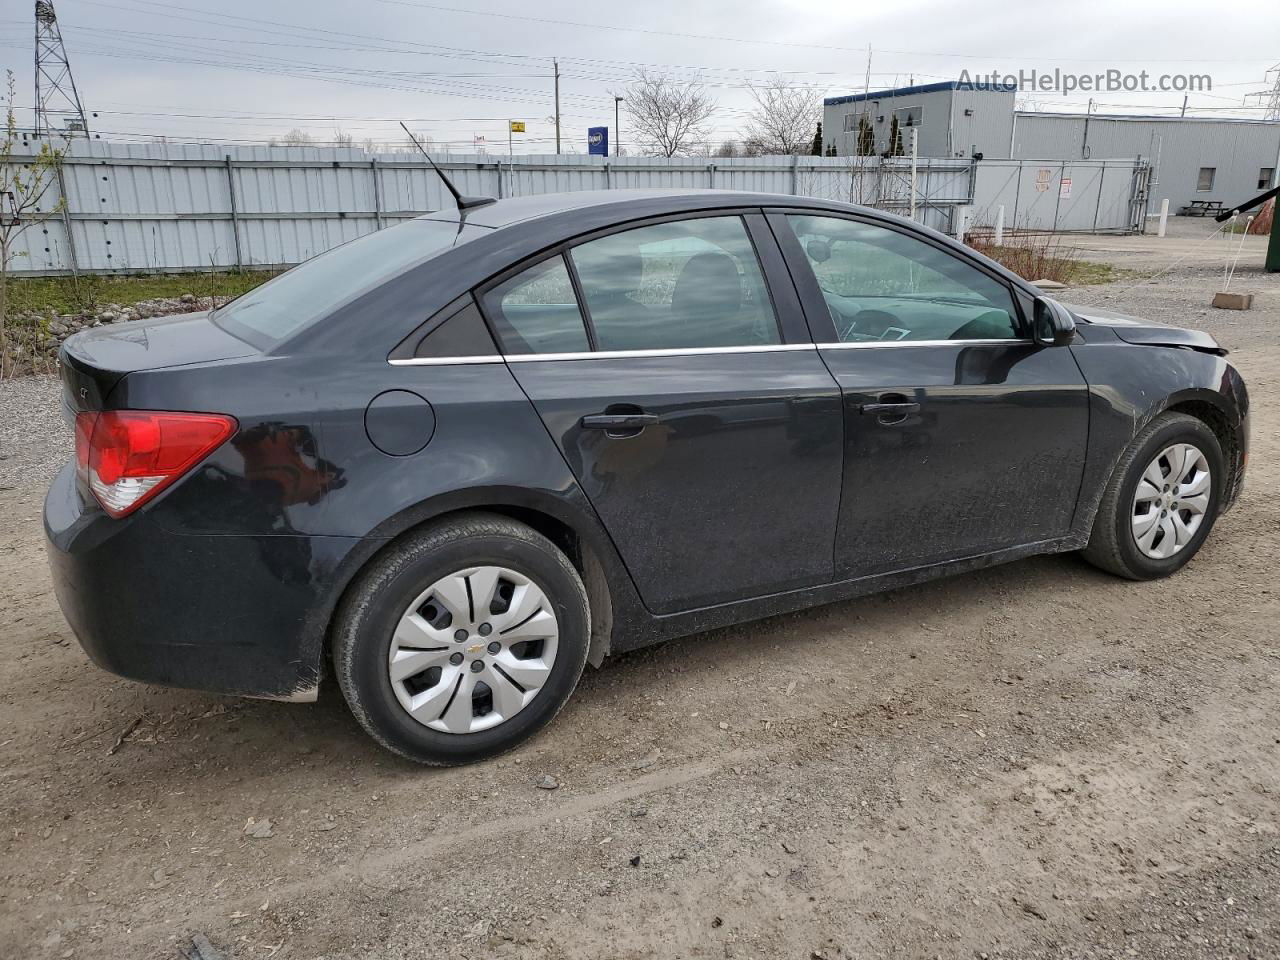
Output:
[[334, 513, 590, 765], [1081, 412, 1224, 580]]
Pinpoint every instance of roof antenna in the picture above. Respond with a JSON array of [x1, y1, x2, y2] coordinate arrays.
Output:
[[399, 122, 496, 213]]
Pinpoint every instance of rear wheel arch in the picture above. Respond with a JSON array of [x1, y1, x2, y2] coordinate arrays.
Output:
[[331, 510, 592, 764], [322, 491, 622, 678]]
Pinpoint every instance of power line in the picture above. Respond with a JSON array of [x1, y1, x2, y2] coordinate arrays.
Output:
[[16, 1, 1270, 155], [48, 16, 913, 95], [369, 0, 1278, 63]]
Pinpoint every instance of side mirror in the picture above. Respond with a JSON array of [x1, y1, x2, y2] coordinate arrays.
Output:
[[1032, 296, 1076, 347]]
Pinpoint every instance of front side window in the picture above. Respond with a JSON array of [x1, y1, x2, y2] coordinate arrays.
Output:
[[1197, 167, 1216, 192], [482, 255, 590, 355], [569, 216, 781, 351], [786, 214, 1020, 342]]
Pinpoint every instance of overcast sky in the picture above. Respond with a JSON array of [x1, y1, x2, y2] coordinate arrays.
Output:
[[3, 0, 1278, 153]]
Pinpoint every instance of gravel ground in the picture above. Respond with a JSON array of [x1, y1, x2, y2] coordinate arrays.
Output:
[[2, 218, 1278, 960], [0, 374, 67, 491]]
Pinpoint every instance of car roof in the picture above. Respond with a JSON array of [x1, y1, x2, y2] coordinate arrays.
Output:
[[416, 188, 870, 230]]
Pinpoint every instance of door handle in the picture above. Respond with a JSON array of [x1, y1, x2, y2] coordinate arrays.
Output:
[[580, 412, 659, 432], [859, 393, 921, 425], [859, 402, 921, 416]]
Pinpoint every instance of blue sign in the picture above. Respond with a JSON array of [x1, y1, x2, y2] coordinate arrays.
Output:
[[588, 126, 609, 157]]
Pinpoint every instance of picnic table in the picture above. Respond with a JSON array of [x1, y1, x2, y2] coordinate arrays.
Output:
[[1182, 200, 1225, 217]]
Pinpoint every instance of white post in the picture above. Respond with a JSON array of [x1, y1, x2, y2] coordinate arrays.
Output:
[[1157, 198, 1169, 238], [995, 204, 1005, 245], [955, 205, 971, 243], [909, 128, 919, 221]]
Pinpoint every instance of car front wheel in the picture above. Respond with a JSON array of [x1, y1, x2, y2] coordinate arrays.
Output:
[[1082, 412, 1224, 580], [334, 513, 590, 765]]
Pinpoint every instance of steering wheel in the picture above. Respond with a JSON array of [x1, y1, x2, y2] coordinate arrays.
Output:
[[847, 309, 902, 340]]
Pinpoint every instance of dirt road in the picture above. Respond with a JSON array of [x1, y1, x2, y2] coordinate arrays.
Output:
[[3, 226, 1278, 959]]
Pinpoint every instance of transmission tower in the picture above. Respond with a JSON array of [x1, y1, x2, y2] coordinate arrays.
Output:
[[33, 0, 90, 139], [1247, 63, 1280, 120]]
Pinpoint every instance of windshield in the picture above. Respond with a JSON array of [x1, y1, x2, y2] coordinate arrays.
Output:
[[214, 219, 484, 346]]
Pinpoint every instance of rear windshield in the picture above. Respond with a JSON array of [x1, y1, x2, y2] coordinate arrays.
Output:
[[213, 218, 484, 346]]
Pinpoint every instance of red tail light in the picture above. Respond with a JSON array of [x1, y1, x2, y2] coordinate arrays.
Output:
[[74, 410, 237, 518]]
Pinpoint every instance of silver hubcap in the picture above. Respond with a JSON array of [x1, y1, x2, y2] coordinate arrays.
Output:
[[1132, 442, 1211, 560], [388, 566, 559, 734]]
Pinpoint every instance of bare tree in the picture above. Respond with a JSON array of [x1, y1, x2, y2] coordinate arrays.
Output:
[[616, 70, 717, 157], [331, 128, 355, 147], [396, 130, 435, 154], [270, 128, 315, 147], [1, 70, 65, 377], [742, 76, 821, 155]]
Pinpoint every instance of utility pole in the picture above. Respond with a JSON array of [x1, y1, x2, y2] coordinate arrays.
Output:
[[1081, 97, 1093, 159], [1246, 63, 1280, 120], [614, 96, 624, 157], [860, 43, 872, 156], [1246, 64, 1280, 190], [909, 127, 918, 221], [33, 0, 90, 139], [553, 58, 561, 154]]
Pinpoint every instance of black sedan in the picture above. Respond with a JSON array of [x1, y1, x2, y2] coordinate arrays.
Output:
[[46, 189, 1249, 765]]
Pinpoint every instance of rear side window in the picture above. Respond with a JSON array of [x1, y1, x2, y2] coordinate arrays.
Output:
[[482, 255, 590, 355], [214, 219, 483, 346], [569, 216, 780, 351]]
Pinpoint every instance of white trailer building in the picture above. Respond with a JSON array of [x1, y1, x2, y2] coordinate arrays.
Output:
[[823, 82, 1280, 215]]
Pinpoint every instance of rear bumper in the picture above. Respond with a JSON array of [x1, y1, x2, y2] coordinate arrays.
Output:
[[43, 463, 354, 700]]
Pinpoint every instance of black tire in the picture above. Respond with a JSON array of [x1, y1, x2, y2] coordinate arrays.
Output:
[[333, 512, 590, 765], [1081, 412, 1224, 580]]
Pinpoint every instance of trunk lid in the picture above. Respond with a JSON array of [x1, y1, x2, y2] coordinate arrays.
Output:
[[59, 311, 258, 414]]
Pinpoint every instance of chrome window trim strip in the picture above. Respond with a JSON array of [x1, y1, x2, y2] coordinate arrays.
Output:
[[504, 343, 815, 362], [388, 354, 505, 366], [387, 339, 1036, 366], [817, 338, 1034, 349]]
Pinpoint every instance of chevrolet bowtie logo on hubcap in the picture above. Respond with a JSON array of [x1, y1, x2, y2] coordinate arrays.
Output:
[[467, 643, 485, 655]]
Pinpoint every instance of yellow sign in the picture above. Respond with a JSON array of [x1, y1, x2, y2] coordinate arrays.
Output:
[[509, 121, 525, 133]]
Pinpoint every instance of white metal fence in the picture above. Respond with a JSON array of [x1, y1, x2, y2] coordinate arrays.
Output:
[[8, 141, 1150, 276], [970, 158, 1153, 235]]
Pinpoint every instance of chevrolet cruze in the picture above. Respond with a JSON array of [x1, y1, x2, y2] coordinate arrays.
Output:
[[45, 189, 1249, 764]]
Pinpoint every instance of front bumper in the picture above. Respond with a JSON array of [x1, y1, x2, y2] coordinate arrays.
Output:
[[1223, 397, 1250, 513], [43, 463, 352, 700]]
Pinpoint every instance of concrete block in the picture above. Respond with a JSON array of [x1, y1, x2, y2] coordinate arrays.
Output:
[[1211, 292, 1253, 310]]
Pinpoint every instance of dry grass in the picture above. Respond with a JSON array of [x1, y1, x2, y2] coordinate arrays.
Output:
[[966, 233, 1116, 286], [7, 270, 273, 316]]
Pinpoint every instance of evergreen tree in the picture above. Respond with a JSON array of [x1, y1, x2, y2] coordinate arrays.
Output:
[[810, 121, 823, 156], [856, 114, 875, 156], [885, 115, 905, 157]]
